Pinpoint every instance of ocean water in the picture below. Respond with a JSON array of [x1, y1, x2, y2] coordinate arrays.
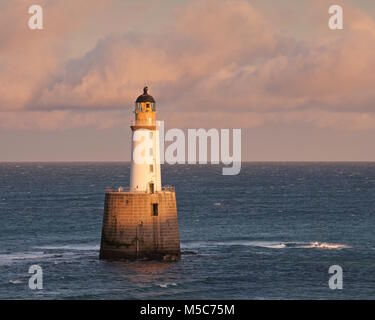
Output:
[[0, 162, 374, 299]]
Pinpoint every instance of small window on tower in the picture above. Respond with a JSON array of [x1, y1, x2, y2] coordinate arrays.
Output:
[[150, 165, 154, 173], [152, 203, 158, 216]]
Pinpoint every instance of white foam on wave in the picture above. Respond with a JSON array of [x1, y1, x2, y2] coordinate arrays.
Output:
[[295, 242, 350, 250], [157, 282, 177, 288], [217, 241, 287, 249], [0, 251, 57, 266], [181, 240, 350, 250], [9, 279, 23, 284], [0, 244, 100, 266], [181, 240, 287, 249], [34, 244, 100, 251]]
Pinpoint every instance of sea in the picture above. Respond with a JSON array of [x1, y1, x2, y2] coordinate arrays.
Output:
[[0, 162, 374, 299]]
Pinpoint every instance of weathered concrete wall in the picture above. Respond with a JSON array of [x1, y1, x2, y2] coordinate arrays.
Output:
[[99, 190, 180, 260]]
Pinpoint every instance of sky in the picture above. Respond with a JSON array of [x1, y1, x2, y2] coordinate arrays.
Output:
[[1, 0, 375, 161]]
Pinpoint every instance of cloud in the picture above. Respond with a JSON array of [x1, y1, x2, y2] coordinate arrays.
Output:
[[0, 0, 110, 111], [0, 0, 375, 131], [0, 110, 128, 131]]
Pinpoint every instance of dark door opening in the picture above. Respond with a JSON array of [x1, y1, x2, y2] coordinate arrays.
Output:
[[152, 203, 158, 216]]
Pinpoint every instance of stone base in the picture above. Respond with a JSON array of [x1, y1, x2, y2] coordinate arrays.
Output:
[[99, 189, 180, 261]]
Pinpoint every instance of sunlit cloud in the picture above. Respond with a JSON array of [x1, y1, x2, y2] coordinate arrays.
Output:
[[0, 0, 374, 132]]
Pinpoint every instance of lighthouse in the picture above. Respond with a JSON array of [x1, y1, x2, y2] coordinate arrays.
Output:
[[130, 86, 161, 193], [99, 87, 181, 261]]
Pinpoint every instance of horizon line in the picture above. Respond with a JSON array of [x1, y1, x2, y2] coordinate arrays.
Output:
[[1, 160, 375, 163]]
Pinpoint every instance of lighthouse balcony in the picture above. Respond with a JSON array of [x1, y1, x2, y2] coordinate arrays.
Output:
[[130, 119, 156, 131], [105, 185, 175, 194], [131, 119, 155, 125]]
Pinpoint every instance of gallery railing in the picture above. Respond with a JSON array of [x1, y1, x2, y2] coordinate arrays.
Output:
[[105, 185, 175, 193]]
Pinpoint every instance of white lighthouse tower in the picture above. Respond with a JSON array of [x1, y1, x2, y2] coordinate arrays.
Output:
[[100, 87, 180, 260], [130, 86, 161, 193]]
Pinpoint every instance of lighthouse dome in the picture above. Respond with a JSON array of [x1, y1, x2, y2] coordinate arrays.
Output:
[[136, 86, 155, 103]]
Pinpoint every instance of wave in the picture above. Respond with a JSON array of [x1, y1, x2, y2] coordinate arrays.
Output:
[[157, 282, 177, 288], [0, 251, 58, 266], [217, 241, 287, 249], [292, 242, 350, 250], [0, 244, 100, 266], [9, 279, 23, 284], [34, 244, 100, 251], [1, 240, 349, 266], [181, 240, 350, 250]]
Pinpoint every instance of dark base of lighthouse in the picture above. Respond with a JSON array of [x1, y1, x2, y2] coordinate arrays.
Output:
[[99, 189, 181, 261]]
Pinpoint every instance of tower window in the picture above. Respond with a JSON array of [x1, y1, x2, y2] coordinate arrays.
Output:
[[152, 203, 158, 216], [150, 165, 154, 173]]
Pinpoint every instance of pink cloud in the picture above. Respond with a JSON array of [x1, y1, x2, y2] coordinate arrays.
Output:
[[0, 0, 375, 131]]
